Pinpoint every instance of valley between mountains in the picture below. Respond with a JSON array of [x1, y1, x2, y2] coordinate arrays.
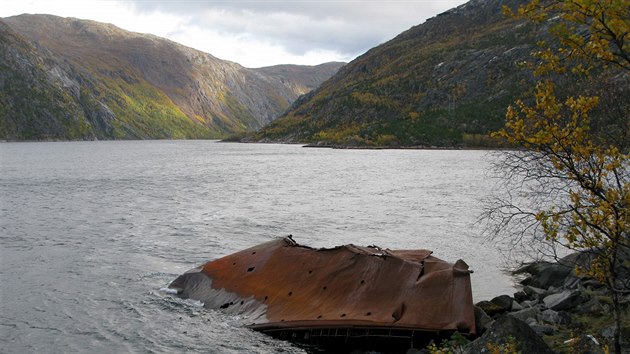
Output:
[[2, 0, 627, 147], [0, 14, 343, 140]]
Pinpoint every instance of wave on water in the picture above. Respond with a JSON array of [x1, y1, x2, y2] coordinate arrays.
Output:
[[159, 287, 179, 295], [1, 141, 512, 353]]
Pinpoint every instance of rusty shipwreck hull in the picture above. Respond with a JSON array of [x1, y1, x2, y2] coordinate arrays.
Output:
[[169, 236, 475, 345]]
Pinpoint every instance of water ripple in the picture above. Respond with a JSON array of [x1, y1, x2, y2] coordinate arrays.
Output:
[[1, 141, 515, 353]]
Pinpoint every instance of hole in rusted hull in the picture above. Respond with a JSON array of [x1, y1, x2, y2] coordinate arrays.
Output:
[[392, 303, 406, 322], [416, 265, 425, 282]]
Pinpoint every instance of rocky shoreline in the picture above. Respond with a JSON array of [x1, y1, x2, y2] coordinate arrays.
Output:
[[420, 251, 630, 354]]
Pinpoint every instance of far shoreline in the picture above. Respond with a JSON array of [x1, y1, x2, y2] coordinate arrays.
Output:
[[2, 138, 515, 151]]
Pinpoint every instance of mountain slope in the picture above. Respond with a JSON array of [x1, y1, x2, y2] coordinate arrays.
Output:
[[0, 15, 344, 140], [253, 62, 346, 96], [252, 0, 539, 147], [0, 21, 118, 139]]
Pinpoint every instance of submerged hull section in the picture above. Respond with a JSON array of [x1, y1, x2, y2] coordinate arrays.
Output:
[[169, 236, 475, 337]]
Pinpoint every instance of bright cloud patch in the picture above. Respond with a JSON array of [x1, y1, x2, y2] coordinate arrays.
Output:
[[1, 0, 468, 67]]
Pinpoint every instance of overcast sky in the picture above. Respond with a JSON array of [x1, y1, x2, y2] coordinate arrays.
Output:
[[1, 0, 468, 68]]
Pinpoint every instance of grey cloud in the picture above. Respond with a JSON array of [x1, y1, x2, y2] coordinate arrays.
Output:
[[127, 1, 429, 19], [124, 0, 464, 57]]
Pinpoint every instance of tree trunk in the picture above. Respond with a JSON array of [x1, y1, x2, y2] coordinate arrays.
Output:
[[612, 291, 621, 354]]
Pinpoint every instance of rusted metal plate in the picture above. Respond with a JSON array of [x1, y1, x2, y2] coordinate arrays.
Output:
[[169, 236, 475, 335]]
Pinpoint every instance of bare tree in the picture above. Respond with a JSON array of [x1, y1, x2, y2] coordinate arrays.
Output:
[[484, 1, 630, 353]]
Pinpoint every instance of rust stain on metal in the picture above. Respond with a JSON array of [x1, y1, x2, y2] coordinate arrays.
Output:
[[169, 236, 476, 335]]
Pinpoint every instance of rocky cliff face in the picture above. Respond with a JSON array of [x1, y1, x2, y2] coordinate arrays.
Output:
[[0, 14, 344, 140], [253, 62, 346, 96], [0, 21, 115, 140], [252, 0, 540, 147]]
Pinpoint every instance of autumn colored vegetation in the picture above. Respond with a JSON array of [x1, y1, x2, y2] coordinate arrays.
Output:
[[489, 1, 629, 352]]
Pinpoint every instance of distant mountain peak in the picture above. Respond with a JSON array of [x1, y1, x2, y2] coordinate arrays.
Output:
[[0, 14, 345, 140]]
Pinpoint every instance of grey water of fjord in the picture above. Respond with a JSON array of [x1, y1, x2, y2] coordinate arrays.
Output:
[[1, 140, 516, 353]]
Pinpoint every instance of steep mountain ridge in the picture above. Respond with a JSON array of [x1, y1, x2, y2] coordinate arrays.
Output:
[[0, 21, 118, 139], [254, 62, 346, 96], [252, 0, 541, 147], [0, 14, 344, 140]]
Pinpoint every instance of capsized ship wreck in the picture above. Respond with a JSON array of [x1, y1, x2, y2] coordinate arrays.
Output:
[[168, 236, 475, 350]]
